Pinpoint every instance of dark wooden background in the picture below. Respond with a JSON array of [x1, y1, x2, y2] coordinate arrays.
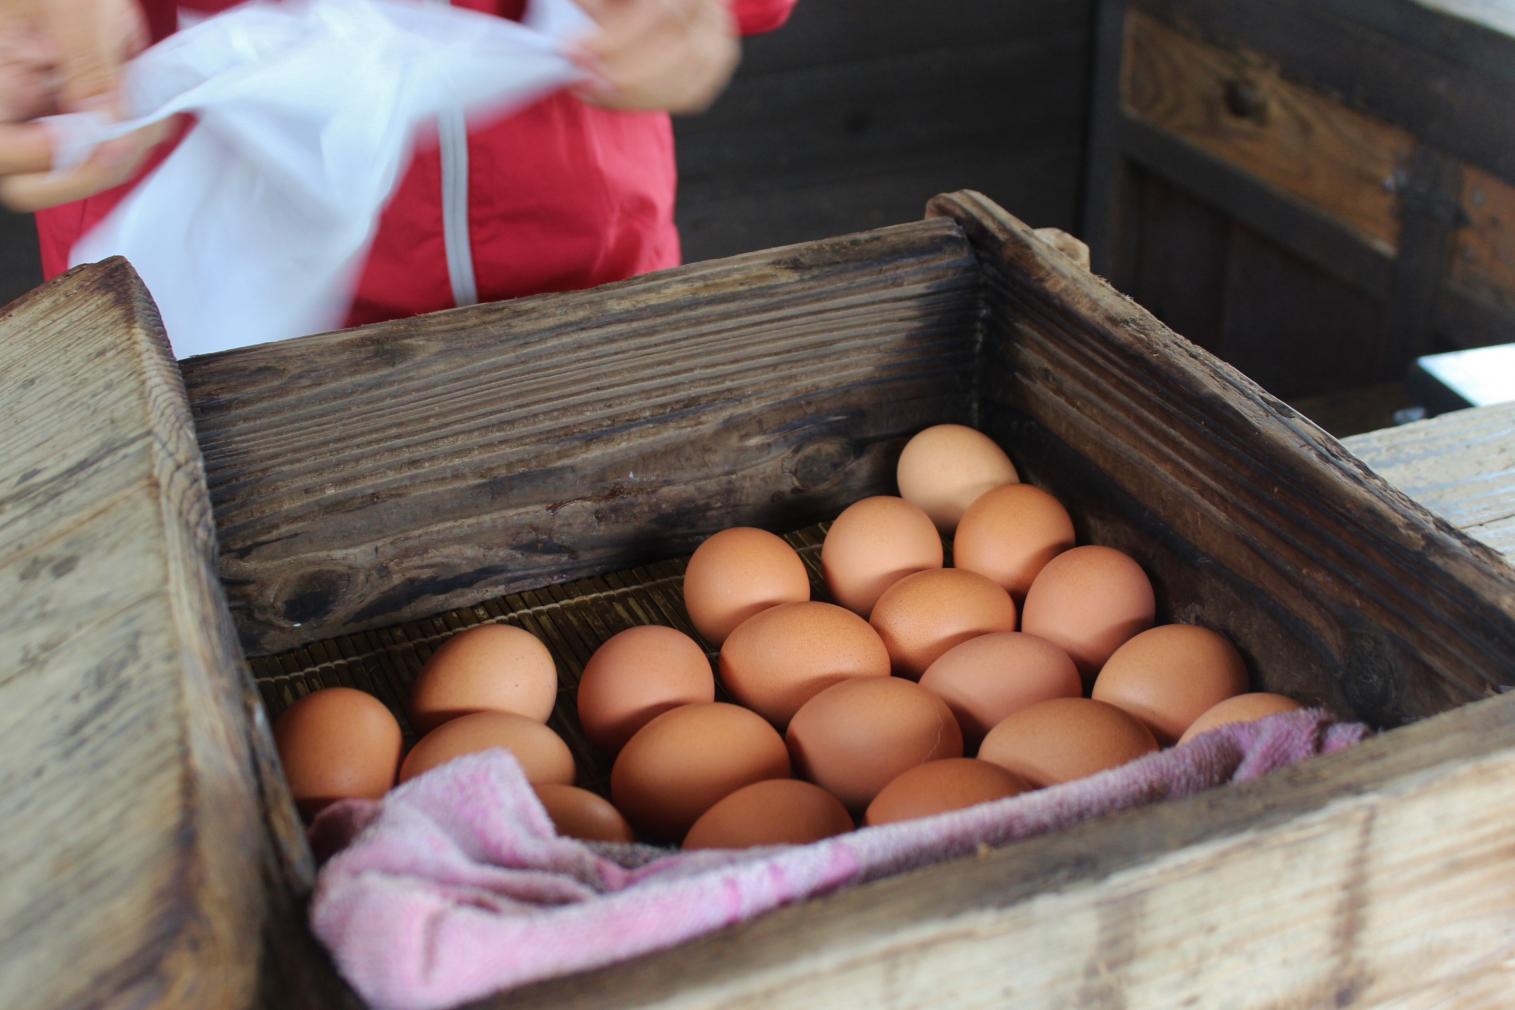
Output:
[[0, 212, 39, 308], [677, 0, 1091, 260]]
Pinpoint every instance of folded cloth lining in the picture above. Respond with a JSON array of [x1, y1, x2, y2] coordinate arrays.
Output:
[[310, 709, 1368, 1010]]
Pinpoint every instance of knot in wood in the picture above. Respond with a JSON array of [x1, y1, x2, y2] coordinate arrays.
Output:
[[1222, 78, 1268, 123], [785, 437, 858, 492]]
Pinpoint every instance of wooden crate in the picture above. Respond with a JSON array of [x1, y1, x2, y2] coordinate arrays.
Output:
[[3, 192, 1514, 1010], [1084, 0, 1515, 401]]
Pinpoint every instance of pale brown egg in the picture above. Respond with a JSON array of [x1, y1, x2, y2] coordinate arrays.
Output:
[[821, 496, 943, 615], [978, 698, 1158, 788], [869, 568, 1018, 679], [399, 711, 575, 785], [719, 602, 891, 726], [274, 687, 403, 818], [895, 424, 1019, 533], [576, 626, 715, 755], [534, 784, 635, 844], [683, 779, 853, 850], [1020, 545, 1156, 686], [410, 624, 558, 733], [611, 702, 790, 842], [952, 483, 1076, 601], [786, 677, 964, 812], [682, 527, 811, 646], [864, 758, 1032, 827], [918, 631, 1082, 747], [1178, 692, 1303, 744], [1092, 625, 1250, 745]]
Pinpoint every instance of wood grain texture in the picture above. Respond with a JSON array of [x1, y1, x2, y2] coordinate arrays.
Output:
[[1133, 0, 1515, 182], [1450, 165, 1515, 317], [467, 193, 1515, 1010], [931, 190, 1515, 729], [675, 0, 1090, 262], [1120, 11, 1412, 256], [1215, 218, 1391, 397], [0, 260, 355, 1010], [488, 687, 1515, 1010], [1343, 402, 1515, 559], [182, 221, 983, 656]]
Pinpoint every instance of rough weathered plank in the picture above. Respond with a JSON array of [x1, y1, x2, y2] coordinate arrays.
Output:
[[491, 688, 1515, 1010], [0, 261, 356, 1010], [1343, 402, 1515, 558], [1121, 11, 1412, 256], [933, 190, 1514, 728], [182, 220, 983, 656]]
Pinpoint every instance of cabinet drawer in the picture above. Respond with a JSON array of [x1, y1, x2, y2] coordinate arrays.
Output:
[[1120, 11, 1413, 257]]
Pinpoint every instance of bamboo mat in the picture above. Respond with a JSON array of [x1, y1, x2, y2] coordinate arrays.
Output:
[[248, 525, 831, 795]]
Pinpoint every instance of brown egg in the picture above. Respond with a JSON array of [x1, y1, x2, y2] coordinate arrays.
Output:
[[683, 779, 853, 850], [1092, 625, 1250, 745], [399, 711, 575, 785], [1178, 692, 1303, 744], [682, 527, 811, 646], [895, 424, 1019, 533], [864, 758, 1032, 826], [719, 602, 891, 726], [979, 698, 1158, 788], [274, 687, 403, 818], [786, 677, 964, 811], [1020, 545, 1156, 686], [953, 483, 1076, 601], [611, 702, 790, 842], [534, 784, 635, 844], [576, 626, 715, 755], [410, 624, 558, 733], [821, 496, 944, 615], [918, 632, 1082, 747], [869, 568, 1019, 679]]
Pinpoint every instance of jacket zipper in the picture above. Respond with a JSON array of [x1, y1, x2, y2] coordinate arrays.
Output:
[[429, 0, 480, 308]]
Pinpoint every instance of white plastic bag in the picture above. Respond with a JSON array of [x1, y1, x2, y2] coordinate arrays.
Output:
[[54, 0, 588, 358]]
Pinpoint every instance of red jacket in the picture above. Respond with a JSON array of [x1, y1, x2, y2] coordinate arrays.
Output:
[[36, 0, 795, 328]]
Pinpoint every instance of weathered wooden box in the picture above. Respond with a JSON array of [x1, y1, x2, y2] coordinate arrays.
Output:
[[4, 193, 1513, 1010]]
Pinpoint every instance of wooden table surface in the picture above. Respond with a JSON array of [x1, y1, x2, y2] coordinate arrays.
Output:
[[1343, 400, 1515, 558], [1334, 400, 1515, 1010]]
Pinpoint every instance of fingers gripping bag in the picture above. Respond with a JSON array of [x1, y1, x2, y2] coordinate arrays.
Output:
[[53, 0, 590, 358]]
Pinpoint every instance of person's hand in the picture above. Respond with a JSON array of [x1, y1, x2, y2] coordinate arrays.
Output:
[[572, 0, 740, 115], [0, 0, 170, 211]]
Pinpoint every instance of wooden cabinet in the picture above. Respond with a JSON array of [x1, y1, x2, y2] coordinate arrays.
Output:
[[1085, 0, 1515, 401]]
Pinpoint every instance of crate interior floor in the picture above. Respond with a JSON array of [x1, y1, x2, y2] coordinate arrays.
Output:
[[249, 525, 833, 797]]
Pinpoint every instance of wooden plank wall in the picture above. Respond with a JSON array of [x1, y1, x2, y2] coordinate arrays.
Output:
[[675, 1, 1094, 261], [0, 211, 40, 308]]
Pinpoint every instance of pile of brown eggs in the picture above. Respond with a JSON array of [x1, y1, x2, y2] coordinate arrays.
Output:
[[274, 424, 1304, 848]]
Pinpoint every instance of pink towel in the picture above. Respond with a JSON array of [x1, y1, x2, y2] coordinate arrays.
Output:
[[309, 709, 1367, 1010]]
